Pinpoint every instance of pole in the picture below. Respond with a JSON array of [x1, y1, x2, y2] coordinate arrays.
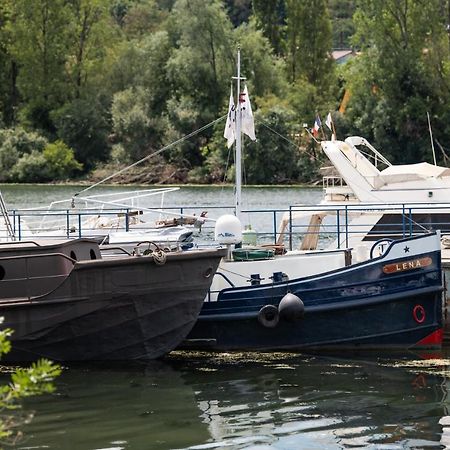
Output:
[[235, 48, 242, 219], [427, 111, 437, 166]]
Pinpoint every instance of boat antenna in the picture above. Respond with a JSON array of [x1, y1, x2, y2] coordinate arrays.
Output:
[[427, 111, 437, 166], [232, 46, 246, 220]]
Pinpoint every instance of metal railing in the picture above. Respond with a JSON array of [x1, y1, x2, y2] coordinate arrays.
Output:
[[1, 201, 449, 251]]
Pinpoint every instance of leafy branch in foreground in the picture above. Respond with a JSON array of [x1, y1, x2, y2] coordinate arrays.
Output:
[[0, 319, 61, 444]]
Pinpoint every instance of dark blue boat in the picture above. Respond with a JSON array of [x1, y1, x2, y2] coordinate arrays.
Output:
[[184, 232, 443, 351]]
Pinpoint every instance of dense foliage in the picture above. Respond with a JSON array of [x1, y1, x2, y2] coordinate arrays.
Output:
[[0, 0, 448, 184]]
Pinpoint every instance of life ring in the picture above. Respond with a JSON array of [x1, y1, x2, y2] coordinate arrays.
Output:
[[257, 305, 279, 328], [413, 304, 425, 324]]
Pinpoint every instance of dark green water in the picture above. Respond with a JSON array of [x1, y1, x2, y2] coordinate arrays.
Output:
[[8, 351, 450, 449]]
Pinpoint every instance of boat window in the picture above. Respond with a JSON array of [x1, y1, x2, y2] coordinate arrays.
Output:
[[0, 265, 4, 280], [70, 251, 77, 261], [90, 249, 97, 260]]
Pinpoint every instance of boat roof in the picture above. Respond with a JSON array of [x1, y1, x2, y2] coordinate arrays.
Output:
[[380, 162, 450, 179]]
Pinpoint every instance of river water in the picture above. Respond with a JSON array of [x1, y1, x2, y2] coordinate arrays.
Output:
[[0, 184, 323, 211], [9, 351, 450, 449], [1, 184, 324, 246], [2, 185, 450, 449]]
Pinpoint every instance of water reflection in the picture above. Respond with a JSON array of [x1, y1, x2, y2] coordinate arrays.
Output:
[[12, 352, 450, 449], [15, 361, 209, 449], [167, 352, 449, 449]]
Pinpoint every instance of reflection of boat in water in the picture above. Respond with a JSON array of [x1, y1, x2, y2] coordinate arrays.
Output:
[[0, 238, 225, 362], [15, 361, 209, 449], [170, 352, 450, 449], [11, 352, 450, 449]]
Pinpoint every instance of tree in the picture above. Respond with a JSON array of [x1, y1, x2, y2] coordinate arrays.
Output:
[[52, 98, 111, 170], [111, 86, 172, 163], [252, 0, 285, 55], [121, 0, 168, 39], [234, 21, 287, 98], [67, 0, 115, 99], [285, 0, 334, 89], [7, 0, 72, 132], [198, 98, 316, 185], [167, 0, 235, 118], [344, 0, 450, 163], [0, 1, 18, 126], [328, 0, 356, 49], [164, 0, 235, 166], [224, 0, 253, 27]]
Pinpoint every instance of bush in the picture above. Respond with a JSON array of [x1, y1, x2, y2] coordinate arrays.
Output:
[[10, 151, 48, 182], [0, 128, 48, 181], [10, 140, 82, 182], [43, 140, 83, 179]]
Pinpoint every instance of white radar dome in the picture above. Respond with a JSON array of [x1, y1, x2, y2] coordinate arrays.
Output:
[[215, 214, 243, 244]]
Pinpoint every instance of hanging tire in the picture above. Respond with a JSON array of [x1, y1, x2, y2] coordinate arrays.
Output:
[[257, 305, 279, 328]]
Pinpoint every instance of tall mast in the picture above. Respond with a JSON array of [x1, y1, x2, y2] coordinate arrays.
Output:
[[233, 47, 244, 220]]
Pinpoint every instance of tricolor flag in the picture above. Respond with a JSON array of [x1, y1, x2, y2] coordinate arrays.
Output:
[[312, 115, 321, 137], [223, 86, 236, 148]]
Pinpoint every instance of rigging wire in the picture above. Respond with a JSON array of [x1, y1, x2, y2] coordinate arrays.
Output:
[[261, 126, 433, 236], [73, 110, 434, 236], [256, 118, 318, 160], [74, 114, 227, 198]]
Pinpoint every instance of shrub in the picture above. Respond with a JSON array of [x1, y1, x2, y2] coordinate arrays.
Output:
[[10, 140, 82, 182], [0, 319, 61, 443]]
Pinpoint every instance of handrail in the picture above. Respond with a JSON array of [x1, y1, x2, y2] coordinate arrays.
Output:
[[0, 240, 42, 247], [2, 200, 450, 253], [0, 252, 77, 263], [0, 190, 14, 240]]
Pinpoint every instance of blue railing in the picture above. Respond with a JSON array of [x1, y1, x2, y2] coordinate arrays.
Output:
[[3, 201, 450, 250]]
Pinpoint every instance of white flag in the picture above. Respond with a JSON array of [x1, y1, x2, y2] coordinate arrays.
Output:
[[224, 86, 236, 148], [325, 112, 333, 130], [325, 111, 336, 140], [240, 85, 256, 141]]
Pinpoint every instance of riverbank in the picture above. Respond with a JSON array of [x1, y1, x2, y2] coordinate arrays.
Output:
[[86, 158, 322, 187]]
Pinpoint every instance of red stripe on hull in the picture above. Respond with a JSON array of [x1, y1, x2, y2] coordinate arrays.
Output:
[[414, 328, 443, 348]]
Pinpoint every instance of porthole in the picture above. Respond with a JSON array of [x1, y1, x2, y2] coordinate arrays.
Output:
[[70, 251, 77, 261], [90, 249, 97, 260]]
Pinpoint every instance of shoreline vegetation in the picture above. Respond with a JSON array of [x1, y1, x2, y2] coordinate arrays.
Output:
[[0, 179, 318, 189]]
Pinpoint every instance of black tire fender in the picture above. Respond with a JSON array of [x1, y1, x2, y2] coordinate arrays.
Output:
[[257, 304, 279, 328]]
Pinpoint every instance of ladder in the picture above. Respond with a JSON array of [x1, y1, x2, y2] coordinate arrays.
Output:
[[0, 191, 15, 240]]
